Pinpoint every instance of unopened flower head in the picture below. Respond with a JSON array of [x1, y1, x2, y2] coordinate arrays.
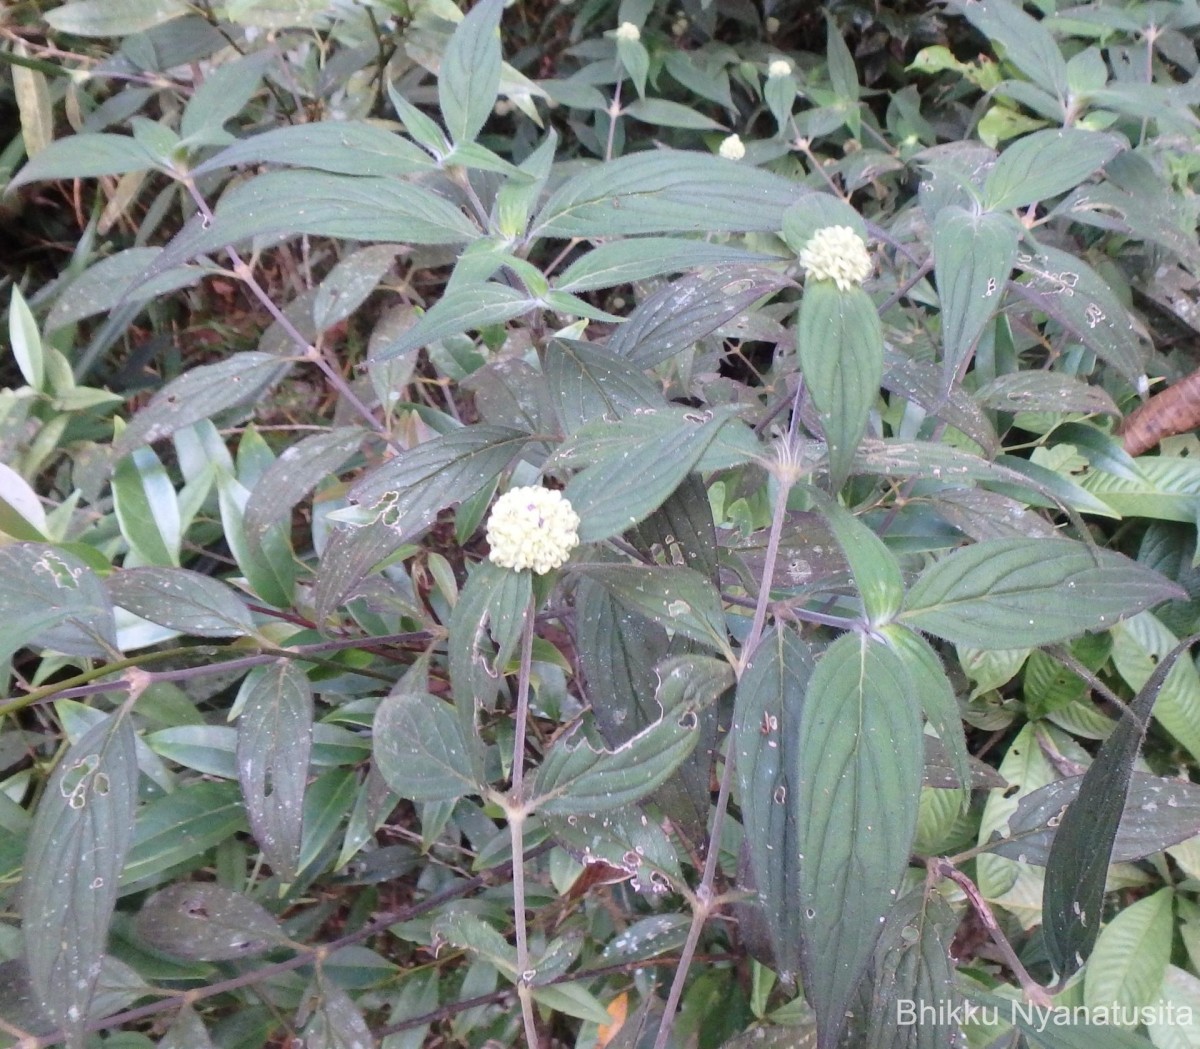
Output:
[[719, 133, 746, 160], [486, 486, 580, 575], [615, 21, 640, 41], [765, 16, 780, 33], [768, 58, 792, 78], [799, 225, 872, 290]]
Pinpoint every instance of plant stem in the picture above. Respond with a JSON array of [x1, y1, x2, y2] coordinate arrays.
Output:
[[654, 471, 795, 1049], [509, 594, 540, 1048]]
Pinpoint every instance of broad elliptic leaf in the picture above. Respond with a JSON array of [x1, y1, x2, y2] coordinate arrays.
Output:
[[301, 971, 374, 1049], [900, 537, 1183, 649], [236, 660, 313, 881], [984, 130, 1125, 212], [135, 883, 286, 961], [563, 410, 732, 543], [348, 424, 529, 535], [369, 284, 534, 364], [732, 626, 814, 979], [22, 710, 138, 1043], [992, 772, 1200, 866], [531, 658, 726, 816], [1084, 887, 1173, 1017], [554, 238, 772, 293], [439, 0, 503, 145], [932, 206, 1020, 384], [797, 281, 883, 490], [607, 265, 789, 369], [1043, 634, 1199, 977], [108, 566, 254, 637], [10, 132, 155, 188], [0, 543, 117, 663], [796, 631, 923, 1049], [974, 371, 1120, 417], [114, 353, 292, 457], [530, 150, 805, 238], [43, 0, 187, 36], [866, 890, 962, 1049], [374, 691, 484, 802], [543, 338, 662, 431], [191, 122, 432, 178], [575, 563, 732, 659]]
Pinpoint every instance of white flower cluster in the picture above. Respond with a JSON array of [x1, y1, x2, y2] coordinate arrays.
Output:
[[486, 486, 580, 575], [615, 21, 641, 41], [798, 225, 873, 290], [768, 58, 792, 78], [719, 133, 746, 160]]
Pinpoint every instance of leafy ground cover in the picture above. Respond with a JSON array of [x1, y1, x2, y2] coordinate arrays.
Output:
[[3, 0, 1200, 1046]]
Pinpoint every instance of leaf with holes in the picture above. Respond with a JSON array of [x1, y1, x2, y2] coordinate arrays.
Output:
[[796, 631, 923, 1049], [21, 710, 137, 1043], [135, 883, 287, 961], [236, 660, 313, 881]]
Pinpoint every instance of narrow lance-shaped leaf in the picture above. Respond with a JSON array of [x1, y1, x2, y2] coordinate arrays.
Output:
[[807, 488, 903, 626], [733, 626, 813, 979], [439, 0, 504, 145], [1043, 633, 1200, 978], [374, 691, 485, 802], [22, 710, 138, 1044], [236, 660, 313, 882], [900, 537, 1184, 649], [796, 631, 924, 1049], [797, 281, 884, 490], [932, 206, 1019, 387], [107, 566, 254, 637]]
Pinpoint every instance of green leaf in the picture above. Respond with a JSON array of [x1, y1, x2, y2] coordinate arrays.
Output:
[[22, 710, 138, 1042], [1111, 612, 1200, 765], [439, 0, 504, 145], [447, 558, 532, 721], [312, 517, 415, 624], [797, 281, 883, 490], [348, 424, 528, 538], [796, 632, 924, 1049], [8, 285, 44, 390], [993, 772, 1200, 867], [554, 238, 772, 294], [882, 347, 1000, 456], [575, 563, 731, 658], [368, 284, 534, 364], [180, 51, 268, 140], [43, 0, 187, 36], [9, 132, 154, 189], [374, 691, 484, 802], [135, 883, 287, 961], [0, 461, 49, 541], [608, 265, 789, 368], [984, 129, 1125, 211], [1043, 634, 1198, 977], [122, 781, 248, 890], [564, 410, 732, 543], [107, 567, 254, 637], [236, 661, 313, 881], [866, 891, 962, 1049], [112, 445, 181, 566], [968, 989, 1159, 1049], [974, 371, 1119, 417], [301, 971, 374, 1049], [810, 490, 903, 626], [0, 543, 117, 663], [159, 1005, 215, 1049], [157, 171, 479, 271], [623, 98, 726, 130], [1084, 888, 1173, 1015], [543, 338, 662, 431], [190, 121, 434, 178], [947, 0, 1069, 99], [1012, 243, 1145, 387], [900, 537, 1183, 649], [215, 471, 295, 609], [242, 427, 365, 550], [732, 626, 814, 979], [931, 206, 1020, 384], [1080, 456, 1200, 524], [532, 657, 728, 815], [114, 353, 292, 457], [531, 150, 805, 238]]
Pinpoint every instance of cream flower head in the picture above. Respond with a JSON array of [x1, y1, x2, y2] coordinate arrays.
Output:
[[767, 58, 792, 78], [798, 225, 872, 290], [719, 133, 746, 160], [615, 21, 641, 41], [486, 486, 580, 575]]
